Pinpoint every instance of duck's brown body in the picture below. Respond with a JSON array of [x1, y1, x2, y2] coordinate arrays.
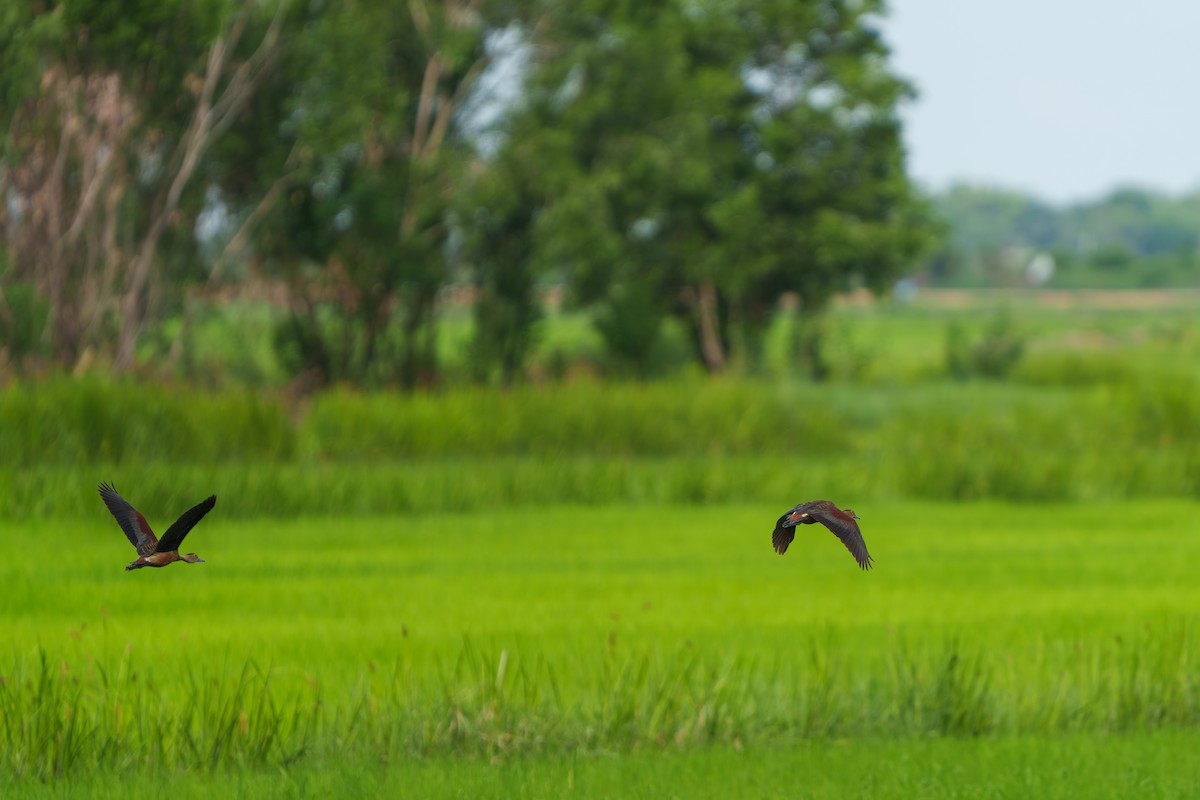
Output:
[[126, 550, 201, 570], [98, 482, 215, 571]]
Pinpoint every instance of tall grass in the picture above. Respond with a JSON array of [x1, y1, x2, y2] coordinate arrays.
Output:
[[303, 381, 851, 458], [3, 499, 1199, 784], [0, 457, 878, 518], [4, 627, 1199, 780], [9, 732, 1200, 799], [0, 650, 316, 780], [3, 371, 1200, 514], [0, 377, 294, 465]]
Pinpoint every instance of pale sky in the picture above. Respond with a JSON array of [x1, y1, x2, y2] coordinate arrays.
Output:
[[884, 1, 1200, 203]]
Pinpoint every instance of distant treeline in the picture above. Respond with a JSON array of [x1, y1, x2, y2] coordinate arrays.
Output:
[[921, 184, 1200, 289]]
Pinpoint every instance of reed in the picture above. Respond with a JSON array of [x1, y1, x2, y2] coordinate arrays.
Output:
[[3, 372, 1200, 517], [3, 628, 1199, 781]]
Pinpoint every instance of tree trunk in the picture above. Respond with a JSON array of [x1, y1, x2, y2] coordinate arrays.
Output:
[[695, 280, 726, 373]]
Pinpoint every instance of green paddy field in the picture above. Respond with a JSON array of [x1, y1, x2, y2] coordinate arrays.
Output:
[[4, 503, 1200, 797], [3, 297, 1200, 796]]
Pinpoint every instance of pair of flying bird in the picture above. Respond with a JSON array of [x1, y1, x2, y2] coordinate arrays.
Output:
[[98, 483, 873, 571]]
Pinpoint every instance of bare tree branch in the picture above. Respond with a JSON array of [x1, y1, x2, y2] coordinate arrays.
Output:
[[113, 0, 288, 371]]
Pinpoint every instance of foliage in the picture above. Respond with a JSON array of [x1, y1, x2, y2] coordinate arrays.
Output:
[[7, 0, 1200, 387], [464, 0, 937, 375], [458, 138, 546, 385], [944, 311, 1026, 379], [0, 0, 939, 384], [0, 279, 49, 365], [591, 281, 670, 375], [243, 0, 495, 389]]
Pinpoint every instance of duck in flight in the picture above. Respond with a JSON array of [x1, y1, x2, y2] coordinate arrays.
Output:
[[98, 482, 215, 571], [772, 500, 874, 570]]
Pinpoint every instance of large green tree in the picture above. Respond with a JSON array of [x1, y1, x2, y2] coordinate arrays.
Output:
[[476, 0, 935, 375], [458, 135, 546, 385], [221, 0, 513, 389]]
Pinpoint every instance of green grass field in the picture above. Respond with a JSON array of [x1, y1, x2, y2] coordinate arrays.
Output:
[[4, 502, 1200, 795], [4, 297, 1200, 795], [9, 734, 1200, 799]]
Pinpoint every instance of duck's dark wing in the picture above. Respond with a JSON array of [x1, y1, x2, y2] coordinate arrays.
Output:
[[811, 509, 874, 570], [155, 495, 216, 553], [772, 512, 796, 555], [98, 482, 158, 556], [772, 501, 831, 555]]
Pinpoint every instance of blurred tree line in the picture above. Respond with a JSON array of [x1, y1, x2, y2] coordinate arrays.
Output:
[[919, 184, 1200, 289], [0, 0, 934, 388]]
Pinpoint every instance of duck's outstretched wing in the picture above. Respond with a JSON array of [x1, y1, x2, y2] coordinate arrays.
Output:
[[771, 512, 796, 555], [98, 482, 158, 556], [155, 495, 216, 553], [811, 509, 874, 570]]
